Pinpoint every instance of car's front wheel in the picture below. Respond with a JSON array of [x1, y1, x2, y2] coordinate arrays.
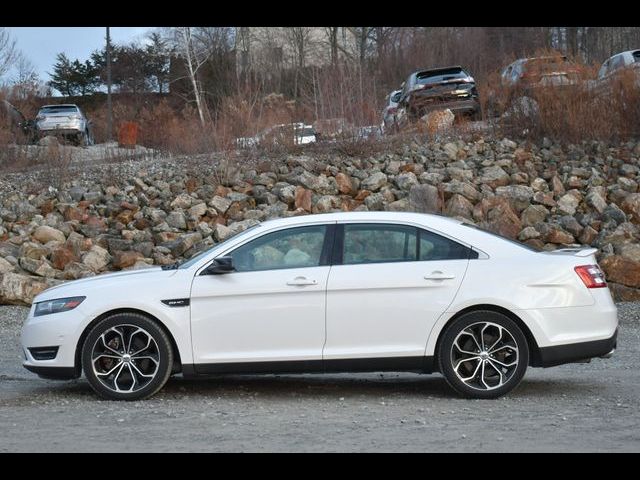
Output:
[[82, 313, 173, 400], [438, 311, 529, 399]]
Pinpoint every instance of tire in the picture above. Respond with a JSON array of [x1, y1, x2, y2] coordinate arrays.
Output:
[[79, 131, 89, 147], [438, 311, 529, 399], [81, 313, 174, 401]]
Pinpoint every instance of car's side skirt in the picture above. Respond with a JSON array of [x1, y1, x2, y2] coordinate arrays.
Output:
[[182, 356, 435, 378]]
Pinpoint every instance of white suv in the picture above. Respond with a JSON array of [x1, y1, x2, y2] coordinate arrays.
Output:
[[35, 104, 94, 146], [21, 212, 618, 400]]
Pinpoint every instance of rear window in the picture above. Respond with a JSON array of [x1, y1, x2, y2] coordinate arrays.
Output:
[[39, 105, 79, 114], [416, 68, 468, 85], [391, 91, 402, 102], [298, 127, 315, 136], [461, 222, 541, 252], [633, 51, 640, 63]]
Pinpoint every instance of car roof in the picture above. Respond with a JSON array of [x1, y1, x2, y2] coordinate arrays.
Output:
[[39, 104, 79, 109], [414, 66, 465, 75], [243, 211, 535, 259], [256, 211, 462, 229]]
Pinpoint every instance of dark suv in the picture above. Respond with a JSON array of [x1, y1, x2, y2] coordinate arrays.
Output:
[[396, 66, 481, 126]]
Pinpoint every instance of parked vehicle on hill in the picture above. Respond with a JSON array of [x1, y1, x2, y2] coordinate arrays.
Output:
[[396, 66, 482, 128], [501, 55, 581, 90], [486, 55, 583, 118], [35, 104, 94, 146], [381, 89, 402, 133], [592, 50, 640, 97], [236, 122, 316, 149], [22, 211, 617, 401]]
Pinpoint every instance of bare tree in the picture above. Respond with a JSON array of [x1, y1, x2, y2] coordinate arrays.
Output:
[[172, 27, 211, 126], [0, 28, 18, 81], [10, 55, 40, 100], [284, 27, 313, 99], [324, 27, 340, 66]]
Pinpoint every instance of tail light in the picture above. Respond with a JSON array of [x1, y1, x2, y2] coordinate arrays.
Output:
[[575, 265, 607, 288], [388, 107, 397, 114]]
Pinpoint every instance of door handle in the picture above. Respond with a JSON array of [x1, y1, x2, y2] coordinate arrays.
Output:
[[286, 276, 318, 286], [424, 271, 456, 280]]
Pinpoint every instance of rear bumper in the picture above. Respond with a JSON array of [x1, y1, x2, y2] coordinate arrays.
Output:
[[38, 128, 83, 136], [408, 96, 480, 115], [537, 328, 618, 367]]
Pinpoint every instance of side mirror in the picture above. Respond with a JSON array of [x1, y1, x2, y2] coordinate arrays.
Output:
[[201, 256, 235, 275]]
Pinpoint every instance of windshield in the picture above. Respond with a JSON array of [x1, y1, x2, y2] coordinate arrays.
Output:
[[416, 68, 468, 85], [177, 223, 262, 269], [39, 105, 79, 114]]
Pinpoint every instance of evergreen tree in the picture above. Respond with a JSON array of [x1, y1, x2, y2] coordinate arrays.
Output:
[[48, 53, 100, 96]]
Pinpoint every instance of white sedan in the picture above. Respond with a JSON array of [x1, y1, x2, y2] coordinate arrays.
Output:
[[21, 212, 618, 400]]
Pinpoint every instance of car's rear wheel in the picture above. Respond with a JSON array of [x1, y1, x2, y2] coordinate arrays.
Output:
[[82, 313, 173, 400], [438, 311, 529, 399]]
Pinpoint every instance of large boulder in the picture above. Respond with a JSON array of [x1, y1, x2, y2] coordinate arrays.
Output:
[[408, 184, 443, 214], [82, 245, 112, 272], [600, 255, 640, 288], [33, 226, 65, 244], [479, 166, 510, 189], [361, 172, 388, 192], [0, 272, 60, 306]]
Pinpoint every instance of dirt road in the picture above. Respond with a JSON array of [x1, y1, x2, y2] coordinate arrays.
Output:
[[1, 304, 639, 452]]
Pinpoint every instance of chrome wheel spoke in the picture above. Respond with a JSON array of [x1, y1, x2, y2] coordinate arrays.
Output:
[[489, 356, 518, 368], [458, 330, 482, 352], [489, 344, 517, 355], [99, 334, 122, 356], [132, 355, 159, 365], [480, 323, 490, 351], [113, 363, 129, 392], [453, 342, 479, 356], [456, 357, 481, 381], [459, 358, 482, 382], [130, 335, 153, 357], [486, 360, 505, 387], [487, 326, 503, 352], [95, 360, 123, 377], [93, 353, 122, 361], [130, 361, 156, 379]]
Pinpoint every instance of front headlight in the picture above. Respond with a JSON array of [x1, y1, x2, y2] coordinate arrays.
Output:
[[34, 296, 85, 317]]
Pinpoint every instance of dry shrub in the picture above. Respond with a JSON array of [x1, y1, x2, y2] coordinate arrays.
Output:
[[474, 49, 640, 143]]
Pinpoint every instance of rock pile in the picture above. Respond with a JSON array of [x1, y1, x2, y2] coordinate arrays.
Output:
[[2, 135, 640, 304]]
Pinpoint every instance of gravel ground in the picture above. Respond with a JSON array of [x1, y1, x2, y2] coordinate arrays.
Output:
[[1, 304, 639, 452]]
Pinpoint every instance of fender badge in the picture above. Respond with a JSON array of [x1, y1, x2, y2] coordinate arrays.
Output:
[[161, 298, 190, 307]]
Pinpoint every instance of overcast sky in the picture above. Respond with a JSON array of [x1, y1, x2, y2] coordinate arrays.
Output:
[[7, 27, 156, 82]]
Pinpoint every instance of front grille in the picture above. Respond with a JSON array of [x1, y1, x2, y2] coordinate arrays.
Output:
[[29, 346, 59, 361]]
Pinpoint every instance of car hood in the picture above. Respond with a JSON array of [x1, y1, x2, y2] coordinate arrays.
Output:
[[34, 267, 172, 303]]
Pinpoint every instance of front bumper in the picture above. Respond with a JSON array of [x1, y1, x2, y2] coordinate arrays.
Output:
[[23, 364, 79, 380], [537, 329, 618, 367], [21, 305, 86, 379]]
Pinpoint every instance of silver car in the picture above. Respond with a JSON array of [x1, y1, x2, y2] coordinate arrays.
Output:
[[35, 104, 94, 146]]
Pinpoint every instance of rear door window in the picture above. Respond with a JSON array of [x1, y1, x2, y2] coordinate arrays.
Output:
[[340, 223, 473, 265]]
